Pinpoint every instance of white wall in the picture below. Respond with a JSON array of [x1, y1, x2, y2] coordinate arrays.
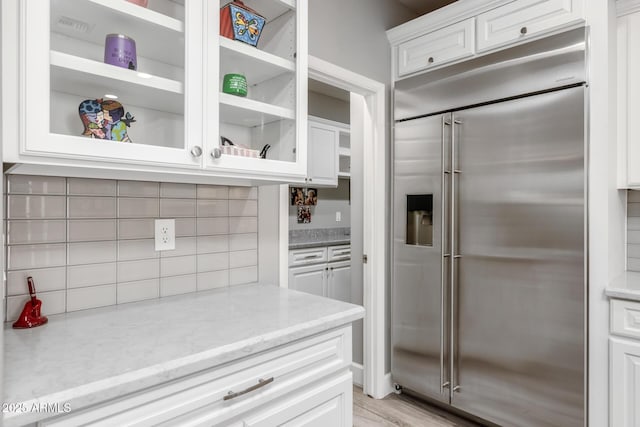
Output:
[[308, 91, 350, 124]]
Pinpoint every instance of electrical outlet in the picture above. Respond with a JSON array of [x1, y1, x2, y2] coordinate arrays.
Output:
[[155, 219, 175, 251], [336, 211, 342, 222]]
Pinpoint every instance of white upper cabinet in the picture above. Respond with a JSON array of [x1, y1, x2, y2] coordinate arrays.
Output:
[[398, 18, 475, 77], [387, 0, 585, 81], [618, 4, 640, 188], [476, 0, 584, 52], [308, 119, 339, 187], [1, 0, 308, 184], [16, 0, 202, 167], [204, 0, 308, 182]]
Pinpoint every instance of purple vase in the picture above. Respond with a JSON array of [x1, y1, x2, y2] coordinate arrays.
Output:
[[104, 34, 137, 70]]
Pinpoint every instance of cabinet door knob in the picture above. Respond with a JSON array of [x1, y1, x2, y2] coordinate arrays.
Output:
[[190, 146, 203, 158], [308, 178, 313, 182], [428, 56, 434, 64], [520, 27, 527, 35], [211, 147, 222, 159]]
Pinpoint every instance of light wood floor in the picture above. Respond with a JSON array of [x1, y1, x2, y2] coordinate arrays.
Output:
[[353, 387, 482, 427]]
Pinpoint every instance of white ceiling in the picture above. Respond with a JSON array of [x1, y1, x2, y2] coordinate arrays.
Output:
[[394, 0, 457, 16]]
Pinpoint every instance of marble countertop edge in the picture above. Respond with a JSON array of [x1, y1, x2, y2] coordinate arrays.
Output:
[[605, 271, 640, 302]]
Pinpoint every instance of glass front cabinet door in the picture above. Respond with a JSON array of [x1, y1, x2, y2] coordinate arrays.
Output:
[[4, 0, 308, 183], [204, 0, 308, 182]]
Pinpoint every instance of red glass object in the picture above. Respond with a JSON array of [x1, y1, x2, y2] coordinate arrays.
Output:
[[12, 277, 48, 329]]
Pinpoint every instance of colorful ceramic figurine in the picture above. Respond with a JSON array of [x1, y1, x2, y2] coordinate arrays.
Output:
[[78, 98, 136, 142]]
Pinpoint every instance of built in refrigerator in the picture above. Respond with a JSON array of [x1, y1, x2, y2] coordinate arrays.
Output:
[[391, 28, 587, 427]]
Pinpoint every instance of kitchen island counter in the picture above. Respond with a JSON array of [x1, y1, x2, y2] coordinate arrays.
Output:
[[3, 284, 364, 426]]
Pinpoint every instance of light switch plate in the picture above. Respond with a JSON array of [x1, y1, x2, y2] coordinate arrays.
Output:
[[155, 219, 175, 251], [336, 211, 342, 222]]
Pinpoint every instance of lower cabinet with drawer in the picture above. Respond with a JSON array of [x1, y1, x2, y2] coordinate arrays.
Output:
[[288, 245, 351, 302], [610, 298, 640, 427], [38, 326, 353, 427]]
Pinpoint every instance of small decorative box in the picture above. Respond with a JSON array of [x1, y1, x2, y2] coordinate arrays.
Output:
[[220, 1, 266, 47], [221, 145, 260, 158]]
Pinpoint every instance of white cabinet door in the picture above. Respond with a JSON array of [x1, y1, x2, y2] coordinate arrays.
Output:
[[288, 264, 326, 297], [476, 0, 584, 52], [618, 11, 640, 188], [398, 18, 475, 77], [244, 372, 352, 427], [610, 337, 640, 427], [308, 121, 339, 187], [14, 0, 203, 168], [327, 260, 351, 304]]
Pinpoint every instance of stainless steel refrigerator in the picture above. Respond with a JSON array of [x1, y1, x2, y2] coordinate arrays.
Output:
[[391, 28, 587, 427]]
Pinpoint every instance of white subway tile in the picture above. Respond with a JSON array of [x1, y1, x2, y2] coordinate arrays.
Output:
[[229, 187, 258, 200], [229, 233, 257, 251], [197, 252, 229, 273], [161, 237, 196, 258], [161, 255, 197, 277], [230, 266, 258, 286], [196, 217, 228, 236], [629, 230, 640, 245], [7, 175, 66, 195], [67, 284, 116, 312], [68, 178, 116, 196], [160, 183, 196, 198], [68, 263, 117, 289], [8, 244, 67, 270], [176, 218, 196, 237], [68, 241, 117, 265], [8, 220, 66, 244], [8, 195, 66, 219], [117, 279, 159, 304], [197, 235, 229, 254], [68, 219, 116, 242], [117, 198, 159, 218], [7, 267, 66, 296], [118, 219, 155, 240], [160, 199, 196, 218], [629, 244, 640, 258], [160, 274, 197, 297], [229, 250, 257, 269], [228, 200, 257, 217], [68, 197, 116, 219], [229, 217, 257, 234], [197, 270, 229, 291], [118, 239, 158, 261], [629, 190, 640, 203], [629, 202, 640, 217], [197, 200, 228, 217], [6, 290, 66, 322], [629, 217, 640, 231], [118, 181, 159, 198], [196, 185, 228, 200], [629, 258, 640, 272], [117, 258, 159, 283]]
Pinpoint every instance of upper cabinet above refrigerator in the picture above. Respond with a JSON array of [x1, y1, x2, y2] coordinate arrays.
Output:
[[1, 0, 308, 184], [387, 0, 585, 81]]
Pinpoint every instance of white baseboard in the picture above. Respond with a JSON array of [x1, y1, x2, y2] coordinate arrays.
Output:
[[352, 362, 364, 387]]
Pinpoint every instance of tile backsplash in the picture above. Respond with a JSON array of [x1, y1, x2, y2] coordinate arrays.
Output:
[[4, 176, 259, 322], [629, 190, 640, 271]]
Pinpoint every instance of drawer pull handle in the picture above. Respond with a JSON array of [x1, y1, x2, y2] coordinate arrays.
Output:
[[428, 56, 434, 64], [224, 377, 274, 401], [302, 255, 319, 259], [520, 26, 527, 35]]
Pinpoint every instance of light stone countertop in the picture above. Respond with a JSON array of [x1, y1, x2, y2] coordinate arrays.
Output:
[[289, 228, 351, 250], [3, 284, 364, 426], [606, 271, 640, 302]]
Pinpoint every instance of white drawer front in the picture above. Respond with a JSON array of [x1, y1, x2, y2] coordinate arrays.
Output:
[[289, 247, 328, 266], [612, 299, 640, 339], [398, 18, 475, 77], [41, 327, 351, 427], [476, 0, 584, 52], [328, 245, 351, 262]]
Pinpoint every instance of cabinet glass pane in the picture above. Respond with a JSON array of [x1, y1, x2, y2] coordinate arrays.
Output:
[[49, 0, 185, 149], [218, 0, 297, 163]]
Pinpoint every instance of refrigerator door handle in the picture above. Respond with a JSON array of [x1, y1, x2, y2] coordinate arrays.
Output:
[[451, 117, 461, 394], [440, 115, 451, 392]]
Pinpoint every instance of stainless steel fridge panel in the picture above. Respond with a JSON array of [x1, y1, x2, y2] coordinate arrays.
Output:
[[394, 27, 586, 121], [450, 87, 585, 426], [392, 114, 450, 402]]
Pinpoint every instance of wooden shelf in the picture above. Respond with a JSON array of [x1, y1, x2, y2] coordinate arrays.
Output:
[[219, 93, 295, 127], [50, 51, 184, 114], [338, 147, 351, 157], [220, 37, 295, 86], [51, 0, 185, 67]]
